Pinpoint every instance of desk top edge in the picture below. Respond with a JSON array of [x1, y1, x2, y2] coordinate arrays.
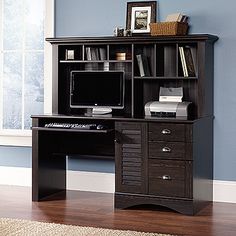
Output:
[[31, 114, 214, 124]]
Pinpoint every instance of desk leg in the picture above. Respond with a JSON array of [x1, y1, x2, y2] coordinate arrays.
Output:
[[32, 130, 66, 201]]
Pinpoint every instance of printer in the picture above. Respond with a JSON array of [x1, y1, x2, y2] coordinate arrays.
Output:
[[144, 87, 192, 118], [145, 101, 191, 118]]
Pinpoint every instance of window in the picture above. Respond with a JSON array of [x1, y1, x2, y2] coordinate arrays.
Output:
[[0, 0, 54, 146]]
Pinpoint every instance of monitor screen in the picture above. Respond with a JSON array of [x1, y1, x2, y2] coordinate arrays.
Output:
[[70, 71, 125, 109]]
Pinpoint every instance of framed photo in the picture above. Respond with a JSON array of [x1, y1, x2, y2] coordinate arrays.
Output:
[[65, 49, 75, 60], [126, 1, 157, 34]]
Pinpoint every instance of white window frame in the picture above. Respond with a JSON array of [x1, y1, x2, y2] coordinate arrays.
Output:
[[0, 0, 54, 147]]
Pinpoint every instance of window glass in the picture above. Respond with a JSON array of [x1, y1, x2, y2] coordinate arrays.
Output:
[[1, 0, 45, 130], [3, 0, 23, 50], [25, 0, 44, 50], [24, 52, 44, 129], [3, 52, 22, 129]]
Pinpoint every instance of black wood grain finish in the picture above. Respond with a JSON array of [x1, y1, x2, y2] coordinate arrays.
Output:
[[149, 159, 192, 198], [149, 141, 192, 160], [46, 35, 218, 44], [32, 35, 217, 215], [115, 192, 195, 215], [149, 123, 189, 142], [32, 131, 66, 201], [47, 35, 217, 119], [115, 122, 148, 194]]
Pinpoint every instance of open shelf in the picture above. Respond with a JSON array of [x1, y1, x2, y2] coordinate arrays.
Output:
[[134, 76, 198, 80], [60, 60, 133, 63], [107, 60, 132, 63]]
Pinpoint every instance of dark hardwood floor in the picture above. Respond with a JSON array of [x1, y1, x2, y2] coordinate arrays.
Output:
[[0, 185, 236, 236]]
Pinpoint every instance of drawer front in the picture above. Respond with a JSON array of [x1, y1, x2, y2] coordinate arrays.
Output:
[[149, 123, 187, 142], [149, 141, 192, 160], [149, 159, 192, 198]]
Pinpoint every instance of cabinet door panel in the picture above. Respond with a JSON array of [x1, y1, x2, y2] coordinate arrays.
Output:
[[115, 122, 148, 194]]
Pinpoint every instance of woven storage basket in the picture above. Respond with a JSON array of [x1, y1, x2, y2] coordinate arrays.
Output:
[[150, 22, 188, 36]]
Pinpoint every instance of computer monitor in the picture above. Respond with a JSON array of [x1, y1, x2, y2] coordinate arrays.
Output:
[[70, 70, 125, 114]]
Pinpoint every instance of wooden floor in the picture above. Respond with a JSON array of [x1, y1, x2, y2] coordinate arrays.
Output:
[[0, 186, 236, 236]]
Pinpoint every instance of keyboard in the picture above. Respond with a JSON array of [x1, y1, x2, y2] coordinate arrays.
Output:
[[44, 123, 105, 130]]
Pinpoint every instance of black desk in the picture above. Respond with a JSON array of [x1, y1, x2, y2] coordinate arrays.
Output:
[[32, 114, 213, 215]]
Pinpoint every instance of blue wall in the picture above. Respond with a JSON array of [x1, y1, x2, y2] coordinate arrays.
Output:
[[55, 0, 236, 181], [0, 146, 31, 168], [0, 146, 114, 173], [1, 0, 236, 181]]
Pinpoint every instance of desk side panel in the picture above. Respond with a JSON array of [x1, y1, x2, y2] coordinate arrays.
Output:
[[32, 121, 66, 201]]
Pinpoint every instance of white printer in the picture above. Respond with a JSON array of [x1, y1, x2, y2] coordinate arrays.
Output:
[[144, 87, 192, 118]]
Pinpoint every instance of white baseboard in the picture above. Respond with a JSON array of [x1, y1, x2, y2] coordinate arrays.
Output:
[[213, 180, 236, 203], [67, 170, 115, 193], [0, 166, 115, 193], [0, 166, 236, 203], [0, 166, 32, 186]]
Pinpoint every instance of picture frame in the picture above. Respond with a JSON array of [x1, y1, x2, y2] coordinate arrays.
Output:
[[126, 1, 157, 34], [65, 49, 75, 60]]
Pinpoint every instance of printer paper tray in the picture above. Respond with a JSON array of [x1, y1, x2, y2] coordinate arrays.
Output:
[[151, 112, 176, 118]]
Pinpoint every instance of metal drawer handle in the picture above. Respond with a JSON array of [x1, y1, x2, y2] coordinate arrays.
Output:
[[114, 139, 119, 143], [162, 147, 171, 152], [161, 129, 171, 135], [162, 175, 171, 180]]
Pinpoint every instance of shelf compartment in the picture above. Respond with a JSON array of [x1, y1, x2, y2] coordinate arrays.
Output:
[[109, 44, 132, 60], [133, 79, 198, 119], [134, 44, 155, 77], [84, 45, 108, 61], [108, 62, 132, 80], [59, 45, 83, 61], [177, 43, 198, 78], [156, 43, 177, 77]]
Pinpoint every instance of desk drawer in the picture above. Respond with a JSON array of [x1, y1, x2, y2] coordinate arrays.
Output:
[[149, 159, 192, 198], [149, 141, 192, 160], [149, 123, 186, 142]]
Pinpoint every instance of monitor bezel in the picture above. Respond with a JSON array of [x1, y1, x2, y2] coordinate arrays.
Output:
[[69, 70, 125, 109]]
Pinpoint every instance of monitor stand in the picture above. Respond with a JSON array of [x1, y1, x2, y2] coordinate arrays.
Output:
[[92, 107, 112, 115]]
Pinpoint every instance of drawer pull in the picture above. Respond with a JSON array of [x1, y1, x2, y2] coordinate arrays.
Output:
[[162, 147, 171, 153], [161, 129, 171, 135], [162, 175, 171, 180], [114, 139, 120, 143]]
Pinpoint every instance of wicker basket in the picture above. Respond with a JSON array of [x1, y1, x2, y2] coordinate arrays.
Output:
[[150, 22, 188, 36]]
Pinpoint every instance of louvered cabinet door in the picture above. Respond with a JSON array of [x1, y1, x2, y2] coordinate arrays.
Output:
[[115, 122, 148, 194]]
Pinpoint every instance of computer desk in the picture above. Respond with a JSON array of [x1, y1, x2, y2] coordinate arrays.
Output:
[[31, 113, 213, 215]]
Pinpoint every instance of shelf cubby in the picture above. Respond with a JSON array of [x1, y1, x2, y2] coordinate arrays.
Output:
[[109, 62, 132, 80], [155, 43, 177, 77], [109, 44, 132, 60], [134, 44, 155, 77], [177, 43, 198, 78], [59, 45, 83, 61], [84, 45, 108, 61]]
